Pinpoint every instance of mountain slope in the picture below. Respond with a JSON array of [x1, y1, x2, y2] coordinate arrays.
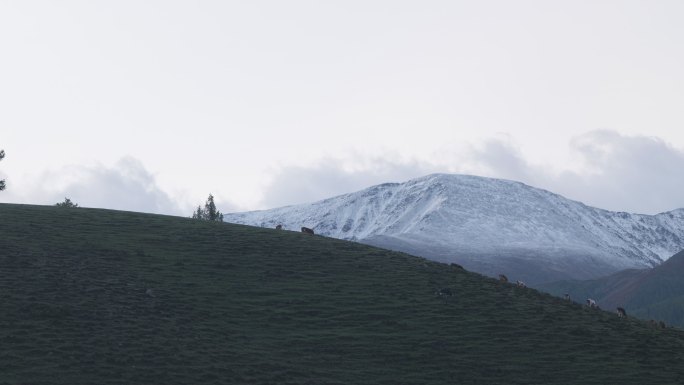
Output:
[[225, 174, 684, 284], [3, 203, 684, 384], [540, 250, 684, 328]]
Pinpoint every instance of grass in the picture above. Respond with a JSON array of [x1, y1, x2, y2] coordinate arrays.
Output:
[[539, 254, 684, 328], [2, 203, 684, 384]]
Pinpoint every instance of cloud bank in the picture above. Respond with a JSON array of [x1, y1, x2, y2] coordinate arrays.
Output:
[[258, 130, 684, 215], [258, 156, 435, 209], [554, 130, 684, 214], [3, 130, 682, 216], [3, 157, 186, 215]]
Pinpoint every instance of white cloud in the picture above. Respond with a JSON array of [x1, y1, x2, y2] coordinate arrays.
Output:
[[445, 130, 684, 214], [257, 130, 684, 215], [2, 157, 187, 215], [4, 131, 683, 216], [458, 130, 684, 214], [553, 130, 684, 214], [257, 156, 435, 209]]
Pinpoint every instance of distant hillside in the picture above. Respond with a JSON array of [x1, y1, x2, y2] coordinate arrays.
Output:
[[225, 173, 684, 284], [3, 203, 684, 384], [539, 250, 684, 328]]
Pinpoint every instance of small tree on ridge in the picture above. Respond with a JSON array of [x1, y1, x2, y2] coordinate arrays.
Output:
[[192, 194, 224, 222], [0, 150, 6, 191], [56, 197, 79, 208]]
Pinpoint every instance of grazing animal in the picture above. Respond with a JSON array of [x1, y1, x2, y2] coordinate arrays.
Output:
[[564, 293, 571, 301], [516, 280, 526, 288], [436, 287, 453, 303], [498, 274, 508, 283], [586, 298, 598, 309], [450, 263, 464, 270], [301, 227, 314, 235], [275, 224, 282, 230], [436, 287, 453, 297], [616, 307, 626, 318]]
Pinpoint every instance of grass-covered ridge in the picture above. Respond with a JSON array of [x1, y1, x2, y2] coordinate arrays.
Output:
[[1, 203, 684, 385], [539, 250, 684, 329]]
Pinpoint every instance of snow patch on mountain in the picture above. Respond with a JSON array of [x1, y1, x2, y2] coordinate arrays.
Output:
[[225, 174, 684, 278]]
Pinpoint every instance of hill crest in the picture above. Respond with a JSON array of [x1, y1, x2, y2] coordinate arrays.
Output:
[[3, 202, 684, 384]]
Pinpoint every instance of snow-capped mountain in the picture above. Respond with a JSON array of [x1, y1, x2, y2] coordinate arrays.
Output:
[[225, 174, 684, 284]]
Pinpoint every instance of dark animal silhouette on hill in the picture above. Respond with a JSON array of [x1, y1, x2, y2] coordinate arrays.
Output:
[[275, 224, 282, 230], [301, 227, 314, 235], [498, 274, 508, 283], [436, 287, 453, 303], [616, 307, 626, 318]]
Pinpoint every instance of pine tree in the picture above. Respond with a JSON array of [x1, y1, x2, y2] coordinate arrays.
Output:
[[204, 194, 223, 222], [56, 197, 79, 208], [0, 149, 5, 191], [192, 205, 204, 220], [192, 194, 223, 222]]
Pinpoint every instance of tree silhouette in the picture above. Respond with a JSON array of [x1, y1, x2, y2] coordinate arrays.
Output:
[[56, 197, 79, 208], [0, 150, 5, 191], [192, 194, 224, 222]]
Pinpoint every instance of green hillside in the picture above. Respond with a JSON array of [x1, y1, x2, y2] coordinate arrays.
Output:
[[539, 250, 684, 328], [2, 203, 684, 385]]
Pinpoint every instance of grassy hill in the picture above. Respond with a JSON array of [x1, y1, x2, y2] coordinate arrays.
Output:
[[2, 203, 684, 384], [539, 250, 684, 329]]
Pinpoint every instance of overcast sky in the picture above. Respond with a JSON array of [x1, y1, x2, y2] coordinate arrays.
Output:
[[2, 1, 684, 216]]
